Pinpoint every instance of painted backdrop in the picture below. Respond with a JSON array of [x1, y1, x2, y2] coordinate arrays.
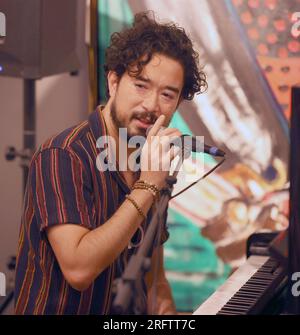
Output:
[[97, 0, 299, 312]]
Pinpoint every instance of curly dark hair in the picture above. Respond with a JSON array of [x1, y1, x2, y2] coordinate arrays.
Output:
[[104, 11, 207, 101]]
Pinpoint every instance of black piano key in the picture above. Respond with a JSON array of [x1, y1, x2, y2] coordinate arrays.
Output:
[[224, 302, 253, 309], [229, 297, 256, 305], [222, 305, 249, 314], [243, 282, 272, 288], [235, 294, 261, 301], [239, 285, 265, 292], [217, 257, 286, 315], [246, 282, 271, 287], [241, 281, 268, 287], [234, 291, 263, 298], [255, 273, 273, 281]]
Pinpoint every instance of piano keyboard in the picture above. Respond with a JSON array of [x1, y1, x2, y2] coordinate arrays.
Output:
[[193, 255, 287, 315]]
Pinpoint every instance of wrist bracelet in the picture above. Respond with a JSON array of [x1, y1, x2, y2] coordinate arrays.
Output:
[[125, 194, 146, 220], [135, 179, 160, 192], [133, 180, 160, 201], [132, 184, 158, 201]]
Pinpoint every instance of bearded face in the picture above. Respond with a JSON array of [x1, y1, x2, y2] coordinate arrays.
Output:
[[108, 53, 184, 141]]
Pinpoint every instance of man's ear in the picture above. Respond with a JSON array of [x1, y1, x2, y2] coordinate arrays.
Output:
[[107, 71, 119, 98]]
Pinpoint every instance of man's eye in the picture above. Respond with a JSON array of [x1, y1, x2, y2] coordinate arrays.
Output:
[[162, 92, 174, 99], [135, 83, 146, 89]]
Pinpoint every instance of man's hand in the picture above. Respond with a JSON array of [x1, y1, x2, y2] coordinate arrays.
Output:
[[140, 115, 182, 190]]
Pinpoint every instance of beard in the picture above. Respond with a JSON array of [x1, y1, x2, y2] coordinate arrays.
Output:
[[110, 99, 157, 141], [110, 99, 125, 132], [110, 99, 133, 142]]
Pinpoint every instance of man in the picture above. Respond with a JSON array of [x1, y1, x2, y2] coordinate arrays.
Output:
[[14, 12, 206, 315]]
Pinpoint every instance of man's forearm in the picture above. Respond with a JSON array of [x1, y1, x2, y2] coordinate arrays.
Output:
[[78, 189, 154, 276], [49, 188, 154, 291]]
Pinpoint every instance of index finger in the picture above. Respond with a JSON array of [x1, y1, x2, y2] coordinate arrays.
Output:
[[146, 115, 165, 137]]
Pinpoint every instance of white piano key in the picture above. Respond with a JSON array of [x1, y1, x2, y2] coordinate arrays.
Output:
[[193, 256, 269, 315]]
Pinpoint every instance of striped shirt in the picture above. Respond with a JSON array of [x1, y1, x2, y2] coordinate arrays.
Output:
[[14, 106, 169, 315]]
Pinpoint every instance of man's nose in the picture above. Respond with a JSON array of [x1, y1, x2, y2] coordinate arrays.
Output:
[[142, 90, 160, 114]]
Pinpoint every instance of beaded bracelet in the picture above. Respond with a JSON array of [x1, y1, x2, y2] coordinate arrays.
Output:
[[132, 184, 158, 202], [133, 180, 160, 201], [135, 179, 160, 192], [125, 194, 146, 220]]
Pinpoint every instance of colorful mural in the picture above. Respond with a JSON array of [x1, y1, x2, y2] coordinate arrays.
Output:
[[97, 0, 299, 312]]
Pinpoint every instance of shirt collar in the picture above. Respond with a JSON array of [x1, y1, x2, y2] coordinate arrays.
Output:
[[88, 105, 107, 142]]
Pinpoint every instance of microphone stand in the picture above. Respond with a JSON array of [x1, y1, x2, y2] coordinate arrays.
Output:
[[112, 167, 180, 315]]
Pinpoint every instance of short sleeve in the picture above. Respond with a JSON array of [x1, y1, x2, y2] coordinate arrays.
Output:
[[30, 148, 95, 233]]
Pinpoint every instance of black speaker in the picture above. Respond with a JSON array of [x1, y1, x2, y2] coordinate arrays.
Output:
[[0, 0, 79, 79]]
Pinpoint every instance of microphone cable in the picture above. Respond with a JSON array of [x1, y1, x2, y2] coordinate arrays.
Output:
[[170, 156, 226, 200]]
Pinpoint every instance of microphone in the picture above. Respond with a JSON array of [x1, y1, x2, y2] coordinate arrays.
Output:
[[190, 136, 226, 157], [146, 126, 225, 157]]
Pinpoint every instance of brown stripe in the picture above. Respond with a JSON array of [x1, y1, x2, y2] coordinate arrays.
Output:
[[38, 256, 55, 314], [100, 172, 108, 222], [87, 128, 103, 227], [51, 150, 65, 222], [36, 154, 48, 225], [41, 137, 53, 150], [33, 242, 47, 314], [101, 262, 115, 315], [15, 225, 25, 270], [56, 279, 68, 314], [55, 149, 69, 221], [63, 121, 88, 149], [16, 196, 33, 270], [77, 285, 94, 315], [70, 151, 87, 222], [15, 248, 36, 314], [15, 206, 34, 312], [87, 132, 98, 158], [59, 284, 69, 314]]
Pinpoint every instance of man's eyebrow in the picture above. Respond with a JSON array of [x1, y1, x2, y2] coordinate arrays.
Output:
[[135, 75, 180, 94], [135, 75, 151, 83]]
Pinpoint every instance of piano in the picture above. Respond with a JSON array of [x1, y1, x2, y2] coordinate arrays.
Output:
[[193, 231, 288, 315]]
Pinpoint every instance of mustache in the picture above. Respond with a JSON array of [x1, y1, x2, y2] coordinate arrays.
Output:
[[131, 111, 157, 124]]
